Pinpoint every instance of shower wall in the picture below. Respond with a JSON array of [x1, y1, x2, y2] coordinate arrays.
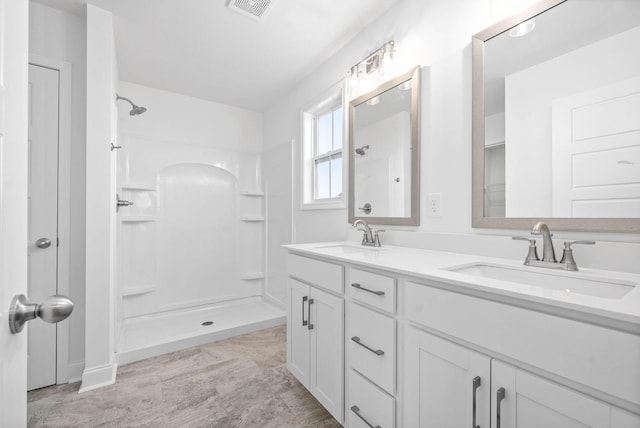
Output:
[[116, 81, 264, 322]]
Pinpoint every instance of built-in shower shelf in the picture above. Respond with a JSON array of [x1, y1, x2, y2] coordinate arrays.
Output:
[[239, 272, 265, 280], [240, 216, 265, 222], [239, 191, 264, 196], [121, 183, 157, 191], [122, 215, 157, 223], [122, 285, 157, 297]]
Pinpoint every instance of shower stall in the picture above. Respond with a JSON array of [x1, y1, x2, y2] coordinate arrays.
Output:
[[113, 86, 284, 364]]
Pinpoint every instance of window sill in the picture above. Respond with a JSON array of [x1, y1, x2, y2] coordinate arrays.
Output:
[[301, 199, 346, 211]]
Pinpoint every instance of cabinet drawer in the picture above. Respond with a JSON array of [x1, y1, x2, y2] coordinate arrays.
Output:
[[349, 303, 395, 395], [287, 253, 344, 294], [349, 370, 395, 428], [349, 268, 396, 313], [406, 281, 640, 407]]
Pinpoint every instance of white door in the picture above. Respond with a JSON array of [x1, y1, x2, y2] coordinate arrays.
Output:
[[309, 286, 344, 423], [404, 327, 491, 428], [491, 360, 612, 428], [552, 77, 640, 217], [27, 63, 60, 390], [0, 0, 30, 426], [286, 278, 310, 387]]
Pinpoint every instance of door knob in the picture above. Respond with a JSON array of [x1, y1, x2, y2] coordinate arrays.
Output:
[[35, 238, 52, 249], [9, 294, 74, 334]]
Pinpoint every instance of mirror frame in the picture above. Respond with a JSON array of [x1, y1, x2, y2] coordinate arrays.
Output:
[[348, 66, 421, 226], [472, 0, 640, 233]]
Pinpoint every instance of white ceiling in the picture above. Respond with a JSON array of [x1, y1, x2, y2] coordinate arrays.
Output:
[[33, 0, 400, 111]]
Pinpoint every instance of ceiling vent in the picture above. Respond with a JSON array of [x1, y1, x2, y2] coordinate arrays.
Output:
[[227, 0, 274, 22]]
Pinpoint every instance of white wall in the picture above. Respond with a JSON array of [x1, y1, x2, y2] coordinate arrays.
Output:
[[28, 1, 87, 382], [263, 0, 640, 287], [81, 4, 118, 392], [505, 27, 640, 217], [117, 81, 262, 155]]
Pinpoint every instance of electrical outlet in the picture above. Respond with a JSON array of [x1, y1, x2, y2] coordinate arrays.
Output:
[[428, 193, 441, 217]]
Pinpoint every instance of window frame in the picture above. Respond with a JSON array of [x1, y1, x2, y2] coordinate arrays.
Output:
[[301, 81, 347, 210]]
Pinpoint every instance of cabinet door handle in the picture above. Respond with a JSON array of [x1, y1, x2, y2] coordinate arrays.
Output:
[[350, 405, 381, 428], [308, 298, 314, 330], [496, 387, 506, 428], [351, 283, 385, 296], [351, 336, 384, 356], [301, 296, 308, 326], [472, 376, 481, 428]]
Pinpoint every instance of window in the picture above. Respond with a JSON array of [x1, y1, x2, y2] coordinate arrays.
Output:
[[313, 106, 343, 199], [302, 82, 345, 208]]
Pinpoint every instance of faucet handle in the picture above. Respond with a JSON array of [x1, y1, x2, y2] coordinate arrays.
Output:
[[563, 240, 595, 248], [372, 229, 385, 247], [560, 240, 594, 271], [512, 236, 539, 264]]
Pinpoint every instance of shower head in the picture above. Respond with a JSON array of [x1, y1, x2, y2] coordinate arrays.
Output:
[[355, 145, 370, 156], [116, 94, 147, 116]]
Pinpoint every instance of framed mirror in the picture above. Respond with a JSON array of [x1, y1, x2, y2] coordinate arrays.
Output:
[[472, 0, 640, 232], [349, 66, 421, 226]]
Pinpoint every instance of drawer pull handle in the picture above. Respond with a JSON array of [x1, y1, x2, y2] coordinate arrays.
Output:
[[350, 405, 381, 428], [351, 336, 384, 356], [301, 296, 308, 327], [496, 387, 506, 428], [308, 298, 314, 330], [351, 283, 385, 296], [472, 376, 481, 428]]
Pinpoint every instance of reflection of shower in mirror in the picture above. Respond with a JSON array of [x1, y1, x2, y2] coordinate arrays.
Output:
[[355, 145, 370, 155]]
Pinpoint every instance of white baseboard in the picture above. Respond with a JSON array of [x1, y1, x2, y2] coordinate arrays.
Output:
[[78, 362, 117, 393]]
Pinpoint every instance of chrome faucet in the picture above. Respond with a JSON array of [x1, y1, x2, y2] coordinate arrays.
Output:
[[353, 219, 384, 247], [531, 222, 556, 262], [513, 222, 595, 271]]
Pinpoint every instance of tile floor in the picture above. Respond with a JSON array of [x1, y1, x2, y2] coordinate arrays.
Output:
[[28, 325, 341, 428]]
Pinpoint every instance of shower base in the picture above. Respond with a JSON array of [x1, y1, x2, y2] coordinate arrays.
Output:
[[116, 296, 285, 365]]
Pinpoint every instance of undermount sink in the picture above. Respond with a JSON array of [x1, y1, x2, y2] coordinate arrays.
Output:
[[313, 244, 379, 255], [446, 263, 636, 300]]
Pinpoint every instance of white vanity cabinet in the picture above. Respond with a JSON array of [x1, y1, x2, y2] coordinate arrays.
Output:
[[404, 326, 491, 427], [491, 360, 640, 428], [347, 267, 398, 428], [406, 326, 640, 428], [286, 254, 345, 423], [405, 281, 640, 428], [285, 244, 640, 428]]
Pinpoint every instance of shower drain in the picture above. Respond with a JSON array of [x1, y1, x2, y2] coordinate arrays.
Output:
[[201, 321, 214, 326]]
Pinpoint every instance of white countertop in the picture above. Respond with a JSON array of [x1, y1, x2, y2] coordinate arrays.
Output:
[[285, 241, 640, 333]]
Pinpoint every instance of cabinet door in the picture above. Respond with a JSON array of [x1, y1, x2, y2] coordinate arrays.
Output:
[[404, 326, 491, 428], [491, 360, 612, 428], [287, 278, 310, 388], [309, 286, 344, 423]]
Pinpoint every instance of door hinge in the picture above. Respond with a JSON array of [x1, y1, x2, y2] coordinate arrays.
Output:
[[56, 237, 60, 247]]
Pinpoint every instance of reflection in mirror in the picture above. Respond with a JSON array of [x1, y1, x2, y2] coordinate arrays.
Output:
[[349, 66, 420, 226], [473, 0, 640, 232]]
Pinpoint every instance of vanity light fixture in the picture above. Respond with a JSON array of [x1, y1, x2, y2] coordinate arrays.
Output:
[[348, 40, 395, 97], [509, 18, 536, 37]]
